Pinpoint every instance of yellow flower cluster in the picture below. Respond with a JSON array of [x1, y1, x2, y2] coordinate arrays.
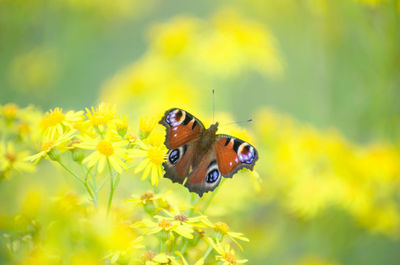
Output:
[[0, 102, 250, 264], [25, 103, 169, 211], [128, 190, 249, 264], [0, 103, 41, 180], [255, 108, 400, 236], [100, 8, 283, 117]]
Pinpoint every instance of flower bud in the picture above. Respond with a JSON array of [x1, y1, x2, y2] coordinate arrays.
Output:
[[48, 148, 61, 161], [71, 149, 85, 163], [139, 115, 156, 139]]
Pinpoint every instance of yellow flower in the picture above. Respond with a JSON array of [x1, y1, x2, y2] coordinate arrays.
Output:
[[149, 16, 199, 57], [213, 222, 249, 249], [86, 103, 117, 127], [77, 133, 128, 174], [139, 114, 157, 138], [162, 209, 214, 229], [27, 130, 76, 163], [2, 103, 18, 121], [40, 107, 84, 138], [114, 114, 129, 137], [126, 191, 169, 211], [130, 138, 166, 186], [143, 252, 180, 265], [1, 142, 35, 174], [210, 239, 248, 265], [134, 216, 193, 239]]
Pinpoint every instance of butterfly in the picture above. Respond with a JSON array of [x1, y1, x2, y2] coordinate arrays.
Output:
[[159, 108, 258, 197]]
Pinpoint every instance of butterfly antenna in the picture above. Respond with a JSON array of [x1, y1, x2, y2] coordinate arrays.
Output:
[[223, 119, 253, 126], [212, 88, 215, 122]]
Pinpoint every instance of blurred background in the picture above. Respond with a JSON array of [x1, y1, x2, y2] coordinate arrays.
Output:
[[1, 0, 400, 264]]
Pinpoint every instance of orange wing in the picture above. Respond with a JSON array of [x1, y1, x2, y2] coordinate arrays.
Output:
[[159, 108, 204, 149], [215, 135, 258, 178]]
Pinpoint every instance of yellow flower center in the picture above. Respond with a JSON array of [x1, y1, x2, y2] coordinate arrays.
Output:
[[147, 146, 165, 165], [140, 192, 154, 201], [224, 253, 237, 265], [158, 219, 172, 230], [4, 152, 17, 163], [174, 213, 188, 222], [41, 140, 56, 152], [142, 251, 156, 261], [215, 222, 230, 234], [96, 140, 114, 156], [41, 108, 66, 129], [3, 103, 18, 120], [125, 132, 137, 144]]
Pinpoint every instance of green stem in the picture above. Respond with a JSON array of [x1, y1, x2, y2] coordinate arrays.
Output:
[[84, 167, 97, 206], [201, 178, 225, 213], [202, 245, 214, 260], [57, 161, 84, 184], [106, 159, 114, 215], [58, 161, 96, 203]]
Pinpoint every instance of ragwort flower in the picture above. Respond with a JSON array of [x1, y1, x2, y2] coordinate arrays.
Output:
[[130, 131, 167, 186], [27, 130, 76, 163], [213, 222, 249, 249], [40, 107, 83, 138], [77, 133, 128, 173], [86, 103, 117, 127], [210, 239, 248, 265]]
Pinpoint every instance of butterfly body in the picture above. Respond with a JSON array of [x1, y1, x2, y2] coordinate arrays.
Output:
[[159, 108, 258, 197]]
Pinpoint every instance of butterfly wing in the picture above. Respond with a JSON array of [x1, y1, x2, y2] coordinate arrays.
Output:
[[184, 135, 258, 197], [215, 134, 258, 178], [185, 151, 222, 197], [159, 108, 205, 184]]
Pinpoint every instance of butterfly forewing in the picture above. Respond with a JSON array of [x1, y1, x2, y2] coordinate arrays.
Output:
[[215, 135, 258, 178], [160, 108, 205, 185], [159, 108, 204, 149]]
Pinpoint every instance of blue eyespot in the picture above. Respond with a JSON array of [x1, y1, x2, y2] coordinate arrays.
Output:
[[169, 149, 180, 164], [206, 169, 219, 183]]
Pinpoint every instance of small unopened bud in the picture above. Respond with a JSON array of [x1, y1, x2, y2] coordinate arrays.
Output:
[[71, 149, 85, 163], [48, 148, 61, 161], [116, 115, 129, 138], [139, 115, 156, 139], [143, 202, 156, 215]]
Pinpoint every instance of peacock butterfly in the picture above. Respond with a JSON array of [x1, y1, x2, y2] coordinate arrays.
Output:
[[159, 108, 258, 197]]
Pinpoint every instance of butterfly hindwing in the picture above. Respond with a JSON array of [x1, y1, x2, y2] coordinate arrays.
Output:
[[215, 134, 258, 178], [159, 108, 205, 184], [185, 151, 222, 197], [163, 143, 195, 184]]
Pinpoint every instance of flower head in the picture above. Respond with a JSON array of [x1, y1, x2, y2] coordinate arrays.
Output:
[[3, 103, 18, 121], [130, 132, 167, 186], [77, 132, 128, 173], [213, 221, 249, 249], [139, 114, 157, 138], [40, 107, 83, 138], [210, 239, 248, 265], [27, 130, 76, 163], [86, 103, 116, 127]]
